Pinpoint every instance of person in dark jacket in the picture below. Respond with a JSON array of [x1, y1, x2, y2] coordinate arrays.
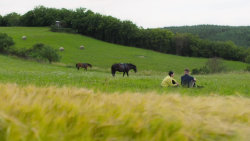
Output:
[[181, 69, 196, 88]]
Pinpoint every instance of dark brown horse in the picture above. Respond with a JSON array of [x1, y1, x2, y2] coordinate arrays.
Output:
[[111, 63, 137, 77], [76, 63, 92, 70]]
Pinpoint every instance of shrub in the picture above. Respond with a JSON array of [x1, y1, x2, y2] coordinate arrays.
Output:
[[0, 33, 14, 54], [191, 68, 199, 75], [40, 45, 61, 63], [28, 43, 61, 63], [245, 55, 250, 64], [246, 66, 250, 71], [192, 58, 226, 74], [10, 47, 29, 58], [191, 66, 210, 75], [205, 58, 226, 73]]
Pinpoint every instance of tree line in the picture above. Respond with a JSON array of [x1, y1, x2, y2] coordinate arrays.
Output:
[[0, 6, 249, 63], [165, 25, 250, 48]]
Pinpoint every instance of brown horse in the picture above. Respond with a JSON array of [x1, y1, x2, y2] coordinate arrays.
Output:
[[76, 63, 92, 70], [111, 63, 137, 77]]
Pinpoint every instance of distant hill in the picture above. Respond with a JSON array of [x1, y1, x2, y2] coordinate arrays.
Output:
[[164, 25, 250, 48]]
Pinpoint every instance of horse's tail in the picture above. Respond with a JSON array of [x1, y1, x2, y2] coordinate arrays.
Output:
[[76, 63, 79, 70], [111, 65, 115, 77]]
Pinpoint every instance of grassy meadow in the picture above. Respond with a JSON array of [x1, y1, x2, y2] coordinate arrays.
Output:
[[0, 27, 250, 140], [0, 27, 247, 73]]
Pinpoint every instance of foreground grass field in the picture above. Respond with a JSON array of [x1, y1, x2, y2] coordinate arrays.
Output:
[[0, 83, 250, 141]]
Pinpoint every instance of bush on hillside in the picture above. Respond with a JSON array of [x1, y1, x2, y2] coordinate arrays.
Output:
[[28, 43, 61, 63], [245, 55, 250, 64], [246, 66, 250, 71], [0, 33, 14, 53], [192, 58, 226, 74], [191, 66, 210, 75], [10, 47, 29, 58], [206, 58, 226, 73]]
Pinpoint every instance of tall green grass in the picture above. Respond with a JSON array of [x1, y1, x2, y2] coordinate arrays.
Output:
[[0, 83, 249, 141], [0, 55, 249, 95]]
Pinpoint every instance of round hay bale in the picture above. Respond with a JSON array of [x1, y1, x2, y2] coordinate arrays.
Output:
[[22, 36, 27, 40], [80, 45, 84, 50], [59, 47, 64, 51]]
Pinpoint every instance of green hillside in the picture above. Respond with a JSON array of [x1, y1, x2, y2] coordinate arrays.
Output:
[[165, 25, 250, 48], [0, 27, 247, 73], [0, 27, 249, 95], [0, 27, 250, 141]]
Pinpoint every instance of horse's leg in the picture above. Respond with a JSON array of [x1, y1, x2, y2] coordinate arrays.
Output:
[[77, 67, 79, 70], [112, 71, 116, 77], [123, 72, 125, 77], [126, 71, 129, 77]]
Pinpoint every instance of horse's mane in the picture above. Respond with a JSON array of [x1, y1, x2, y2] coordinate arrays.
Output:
[[127, 63, 136, 67], [112, 63, 136, 67]]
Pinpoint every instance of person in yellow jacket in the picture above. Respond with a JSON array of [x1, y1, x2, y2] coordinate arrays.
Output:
[[161, 71, 179, 87]]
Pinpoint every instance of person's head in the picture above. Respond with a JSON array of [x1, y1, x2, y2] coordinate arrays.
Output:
[[169, 71, 174, 77], [184, 69, 190, 75]]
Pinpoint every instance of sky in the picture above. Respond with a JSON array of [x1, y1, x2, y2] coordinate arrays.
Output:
[[1, 0, 250, 28]]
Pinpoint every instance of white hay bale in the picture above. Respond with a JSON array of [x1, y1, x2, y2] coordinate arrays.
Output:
[[22, 36, 27, 40], [80, 45, 84, 50], [59, 47, 64, 51]]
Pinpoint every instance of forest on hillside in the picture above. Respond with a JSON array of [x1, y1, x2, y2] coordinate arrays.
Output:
[[165, 25, 250, 48], [0, 6, 250, 63]]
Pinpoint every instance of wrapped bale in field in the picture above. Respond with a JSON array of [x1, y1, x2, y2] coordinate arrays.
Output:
[[59, 47, 64, 51], [80, 45, 84, 50], [22, 36, 27, 40]]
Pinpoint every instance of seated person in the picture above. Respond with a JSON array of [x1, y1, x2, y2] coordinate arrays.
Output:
[[161, 71, 179, 87], [181, 69, 196, 88]]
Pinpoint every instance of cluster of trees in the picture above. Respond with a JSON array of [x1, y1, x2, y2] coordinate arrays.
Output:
[[171, 33, 249, 61], [166, 25, 250, 48], [0, 6, 250, 63], [0, 33, 60, 63], [0, 33, 14, 53]]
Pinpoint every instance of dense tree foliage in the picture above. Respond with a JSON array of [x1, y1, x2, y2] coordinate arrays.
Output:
[[0, 15, 3, 25], [165, 25, 250, 48], [1, 6, 250, 62], [0, 33, 14, 53], [0, 12, 21, 26]]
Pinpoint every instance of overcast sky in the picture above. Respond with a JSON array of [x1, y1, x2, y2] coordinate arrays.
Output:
[[1, 0, 250, 28]]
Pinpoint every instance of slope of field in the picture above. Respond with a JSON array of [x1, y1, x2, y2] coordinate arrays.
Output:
[[165, 25, 250, 48], [0, 27, 248, 73], [0, 83, 249, 141]]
